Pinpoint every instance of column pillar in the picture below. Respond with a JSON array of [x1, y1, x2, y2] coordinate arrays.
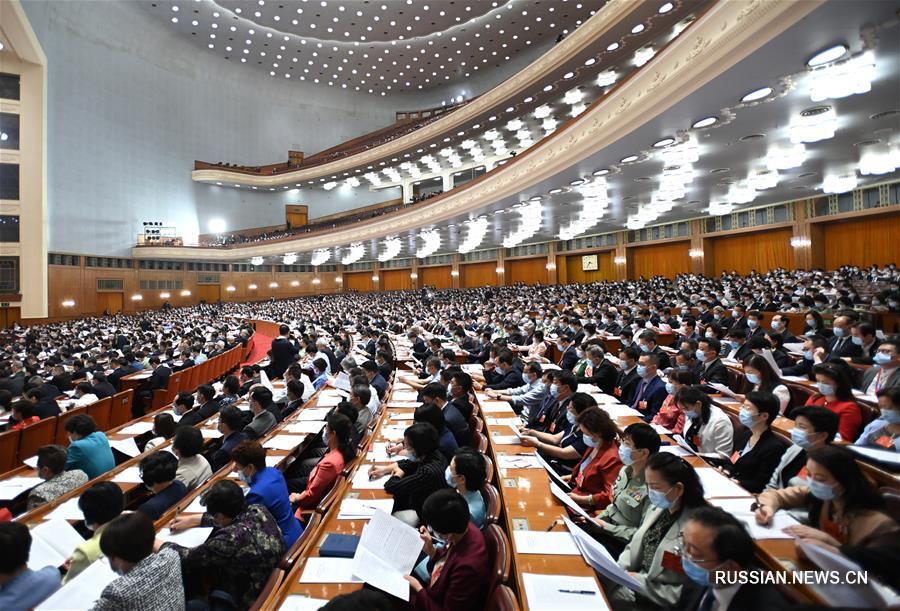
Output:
[[401, 181, 413, 203], [791, 199, 816, 270], [614, 232, 628, 281], [546, 241, 558, 284], [410, 259, 419, 290], [689, 220, 706, 275], [441, 172, 453, 193], [451, 254, 461, 289], [496, 249, 507, 286], [372, 261, 381, 292]]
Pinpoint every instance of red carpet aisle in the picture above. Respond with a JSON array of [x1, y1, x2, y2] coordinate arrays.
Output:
[[241, 331, 273, 366]]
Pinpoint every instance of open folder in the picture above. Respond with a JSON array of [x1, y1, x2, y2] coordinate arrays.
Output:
[[563, 516, 645, 593], [27, 518, 87, 570], [350, 509, 424, 601]]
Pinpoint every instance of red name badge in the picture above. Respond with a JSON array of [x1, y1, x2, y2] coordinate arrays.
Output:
[[639, 400, 648, 411], [614, 387, 622, 397], [661, 550, 684, 573]]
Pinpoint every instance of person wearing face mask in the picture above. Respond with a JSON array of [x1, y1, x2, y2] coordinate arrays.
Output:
[[781, 334, 828, 380], [745, 310, 765, 338], [612, 453, 707, 608], [718, 355, 791, 415], [723, 329, 751, 363], [858, 335, 900, 394], [804, 363, 862, 441], [694, 337, 730, 392], [573, 345, 616, 393], [755, 446, 899, 551], [802, 311, 830, 338], [93, 513, 186, 610], [619, 328, 635, 349], [554, 334, 579, 370], [769, 314, 797, 343], [403, 489, 490, 610], [846, 322, 881, 365], [855, 387, 900, 452], [524, 329, 548, 362], [136, 451, 189, 521], [520, 391, 595, 472], [562, 407, 623, 512], [209, 406, 249, 472], [171, 426, 212, 491], [571, 342, 592, 377], [637, 330, 671, 370], [482, 351, 521, 391], [630, 353, 668, 421], [369, 422, 448, 526], [678, 386, 734, 456], [825, 315, 863, 362], [677, 506, 788, 611], [162, 480, 285, 609], [290, 413, 355, 512], [63, 481, 125, 583], [651, 368, 694, 435], [487, 361, 546, 419], [719, 392, 786, 493], [766, 406, 838, 490]]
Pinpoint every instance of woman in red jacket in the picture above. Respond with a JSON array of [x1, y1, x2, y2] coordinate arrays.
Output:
[[564, 406, 623, 513], [291, 413, 355, 513], [805, 363, 862, 442]]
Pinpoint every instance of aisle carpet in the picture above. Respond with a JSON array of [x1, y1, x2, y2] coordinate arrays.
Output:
[[241, 332, 273, 366]]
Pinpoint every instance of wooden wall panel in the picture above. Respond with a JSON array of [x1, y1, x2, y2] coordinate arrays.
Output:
[[822, 214, 900, 269], [709, 228, 793, 274], [344, 271, 375, 292], [420, 266, 452, 289], [382, 269, 412, 291], [560, 252, 615, 284], [197, 284, 221, 303], [96, 292, 124, 315], [508, 257, 548, 285], [461, 261, 499, 288], [630, 241, 690, 279]]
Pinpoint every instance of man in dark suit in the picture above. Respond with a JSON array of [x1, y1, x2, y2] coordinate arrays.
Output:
[[675, 506, 788, 611], [850, 322, 880, 365], [637, 330, 671, 370], [825, 315, 863, 363], [107, 358, 133, 391], [147, 356, 172, 390], [555, 334, 578, 371], [728, 304, 750, 335], [769, 314, 798, 343], [484, 351, 522, 391], [614, 346, 642, 406], [195, 384, 221, 420], [210, 406, 248, 472], [630, 353, 668, 421], [90, 372, 117, 399], [423, 383, 470, 447], [25, 384, 62, 419], [0, 361, 27, 396], [575, 345, 617, 395], [696, 301, 715, 326], [745, 311, 765, 338], [173, 392, 204, 427], [49, 365, 73, 393], [266, 325, 300, 378], [724, 330, 752, 363], [361, 360, 387, 400], [696, 337, 730, 392]]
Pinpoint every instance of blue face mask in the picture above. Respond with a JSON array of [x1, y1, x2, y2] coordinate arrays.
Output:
[[648, 488, 673, 509], [636, 365, 647, 377], [807, 319, 818, 328], [729, 340, 740, 349], [521, 372, 530, 384], [738, 407, 756, 428], [682, 556, 711, 587], [803, 350, 814, 361], [833, 327, 845, 338], [791, 428, 813, 448], [684, 409, 699, 419], [851, 336, 863, 346], [817, 382, 835, 396], [620, 338, 631, 347], [444, 466, 455, 487], [808, 479, 837, 501], [695, 349, 707, 362], [619, 445, 634, 465], [745, 372, 761, 385], [874, 352, 892, 366], [639, 343, 651, 353], [771, 321, 783, 331], [550, 384, 559, 398], [583, 434, 598, 448], [406, 450, 419, 463], [665, 382, 676, 395], [881, 409, 900, 425], [748, 319, 758, 329], [566, 410, 576, 425]]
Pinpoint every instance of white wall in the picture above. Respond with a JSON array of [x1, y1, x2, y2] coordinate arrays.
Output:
[[22, 0, 550, 255]]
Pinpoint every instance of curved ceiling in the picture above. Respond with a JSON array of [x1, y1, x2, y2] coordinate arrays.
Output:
[[140, 0, 601, 95]]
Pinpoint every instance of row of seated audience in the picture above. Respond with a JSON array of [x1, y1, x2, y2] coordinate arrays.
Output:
[[1, 264, 900, 609]]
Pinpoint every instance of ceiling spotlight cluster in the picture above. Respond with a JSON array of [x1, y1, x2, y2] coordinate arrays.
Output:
[[558, 178, 609, 240], [416, 228, 442, 258], [378, 236, 402, 261], [341, 242, 365, 265], [310, 248, 332, 266], [502, 200, 543, 248], [458, 216, 490, 254]]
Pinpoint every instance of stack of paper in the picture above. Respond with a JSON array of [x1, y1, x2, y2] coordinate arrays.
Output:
[[315, 395, 342, 407], [112, 466, 144, 484], [695, 468, 752, 498], [522, 572, 608, 611], [513, 530, 579, 555], [497, 454, 541, 469], [350, 510, 424, 600], [337, 498, 395, 519], [200, 428, 223, 439], [46, 496, 85, 521], [563, 517, 644, 593], [37, 554, 117, 610], [0, 476, 43, 501], [119, 421, 154, 435], [299, 557, 363, 584], [284, 421, 326, 435], [279, 595, 330, 611], [157, 527, 213, 548], [351, 469, 391, 490], [710, 498, 798, 540], [264, 434, 305, 451], [296, 408, 331, 421], [109, 437, 141, 458], [27, 519, 86, 569]]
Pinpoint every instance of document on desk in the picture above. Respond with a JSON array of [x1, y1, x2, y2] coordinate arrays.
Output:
[[392, 391, 420, 402], [28, 518, 86, 570], [497, 454, 542, 469], [658, 445, 692, 457], [182, 495, 208, 514], [389, 412, 416, 421], [671, 434, 698, 456], [285, 421, 326, 435], [481, 402, 515, 414], [848, 444, 900, 466], [351, 469, 391, 490], [119, 421, 155, 435], [280, 595, 331, 611], [695, 468, 752, 498], [650, 424, 672, 435], [490, 435, 522, 445], [299, 557, 363, 583], [23, 455, 40, 469], [550, 482, 591, 519], [351, 509, 424, 601], [200, 428, 223, 439], [487, 417, 523, 426], [563, 517, 644, 593], [332, 371, 352, 392], [706, 382, 733, 396], [112, 466, 144, 483], [513, 530, 580, 555], [109, 436, 141, 458], [522, 572, 608, 611], [296, 407, 331, 421], [379, 426, 408, 441], [337, 498, 395, 519], [45, 496, 85, 521], [158, 527, 213, 548], [0, 476, 43, 500], [264, 434, 305, 451], [536, 453, 572, 491], [315, 394, 342, 407], [599, 404, 643, 418], [710, 498, 797, 540], [37, 553, 117, 610]]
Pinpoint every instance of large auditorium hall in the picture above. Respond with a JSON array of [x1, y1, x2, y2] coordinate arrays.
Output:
[[1, 0, 899, 609]]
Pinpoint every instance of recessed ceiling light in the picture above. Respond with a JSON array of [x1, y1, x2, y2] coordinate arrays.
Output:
[[741, 86, 773, 103], [584, 58, 596, 66], [799, 105, 831, 117], [548, 188, 565, 194], [593, 168, 610, 176], [691, 116, 718, 129], [620, 154, 639, 163], [710, 168, 730, 174], [606, 42, 619, 51], [652, 137, 675, 148], [807, 44, 848, 67], [740, 133, 766, 141], [870, 109, 900, 120], [543, 84, 553, 92], [658, 2, 674, 13], [631, 24, 645, 34], [569, 179, 585, 186]]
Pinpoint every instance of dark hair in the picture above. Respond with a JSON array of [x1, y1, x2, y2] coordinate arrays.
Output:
[[173, 425, 204, 457], [576, 407, 618, 443], [327, 412, 356, 463], [569, 392, 598, 415], [139, 450, 179, 486], [218, 405, 244, 432], [743, 390, 781, 426], [877, 387, 900, 408], [335, 401, 359, 425], [240, 365, 254, 378], [640, 352, 660, 367], [556, 371, 577, 392], [286, 379, 304, 399], [13, 399, 34, 419], [100, 512, 155, 563], [174, 392, 195, 410], [792, 406, 839, 442], [620, 424, 659, 456], [152, 412, 177, 439], [421, 489, 469, 534], [203, 479, 247, 518], [249, 386, 274, 407], [452, 447, 486, 491], [223, 375, 240, 394], [77, 480, 124, 528], [451, 371, 473, 394], [36, 444, 68, 474], [351, 384, 372, 407], [414, 402, 447, 433], [685, 506, 755, 566], [646, 452, 706, 510], [319, 590, 395, 611], [64, 414, 97, 437], [197, 384, 216, 402], [231, 441, 267, 471], [76, 381, 93, 395], [812, 363, 854, 401], [279, 324, 290, 336], [420, 382, 447, 402], [404, 422, 439, 458], [676, 386, 712, 423], [361, 360, 378, 373], [313, 357, 329, 373], [0, 522, 32, 573], [806, 445, 883, 520], [640, 330, 658, 345], [148, 356, 161, 366]]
